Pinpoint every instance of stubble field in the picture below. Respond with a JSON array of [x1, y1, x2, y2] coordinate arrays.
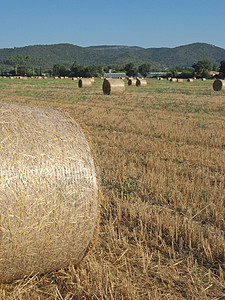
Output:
[[0, 77, 224, 299]]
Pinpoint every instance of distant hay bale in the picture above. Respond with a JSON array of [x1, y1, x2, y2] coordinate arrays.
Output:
[[0, 103, 99, 283], [22, 77, 28, 81], [65, 76, 68, 79], [202, 78, 206, 81], [9, 76, 14, 79], [177, 79, 183, 83], [159, 77, 163, 80], [72, 77, 77, 81], [43, 76, 47, 79], [102, 78, 125, 95], [54, 76, 59, 79], [213, 79, 225, 91], [78, 78, 92, 88], [128, 79, 137, 86], [193, 77, 196, 80], [187, 78, 194, 82], [170, 78, 177, 82], [91, 77, 95, 83], [136, 78, 147, 87], [60, 77, 65, 79], [167, 77, 171, 80]]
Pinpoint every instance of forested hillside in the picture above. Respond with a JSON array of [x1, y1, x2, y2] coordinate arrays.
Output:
[[0, 42, 224, 73]]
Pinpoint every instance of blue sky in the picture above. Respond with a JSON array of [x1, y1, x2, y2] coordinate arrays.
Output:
[[0, 0, 225, 49]]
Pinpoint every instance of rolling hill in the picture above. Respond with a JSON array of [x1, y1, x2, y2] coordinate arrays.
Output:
[[0, 42, 224, 71]]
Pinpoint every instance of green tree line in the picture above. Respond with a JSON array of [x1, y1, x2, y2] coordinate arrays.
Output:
[[1, 58, 225, 78]]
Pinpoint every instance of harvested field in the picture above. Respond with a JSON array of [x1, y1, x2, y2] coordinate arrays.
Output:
[[0, 77, 224, 299]]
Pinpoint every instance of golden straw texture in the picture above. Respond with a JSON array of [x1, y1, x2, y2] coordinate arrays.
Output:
[[102, 79, 125, 95], [128, 79, 137, 86], [213, 79, 225, 91], [0, 103, 99, 283], [136, 79, 147, 87], [78, 78, 92, 88]]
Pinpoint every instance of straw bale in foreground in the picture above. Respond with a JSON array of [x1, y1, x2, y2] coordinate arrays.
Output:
[[78, 78, 92, 88], [213, 79, 225, 91], [136, 78, 147, 87], [0, 103, 99, 283], [102, 78, 125, 95]]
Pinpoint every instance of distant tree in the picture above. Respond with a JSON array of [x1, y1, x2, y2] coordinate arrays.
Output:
[[70, 62, 85, 77], [167, 67, 178, 77], [17, 65, 27, 76], [53, 64, 67, 76], [138, 63, 151, 77], [192, 60, 211, 78], [219, 60, 225, 77], [212, 64, 219, 71], [124, 63, 138, 77]]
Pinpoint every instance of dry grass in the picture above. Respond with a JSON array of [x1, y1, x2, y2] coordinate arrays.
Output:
[[0, 77, 224, 299]]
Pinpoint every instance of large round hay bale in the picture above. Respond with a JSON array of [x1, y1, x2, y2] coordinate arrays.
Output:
[[78, 78, 92, 88], [0, 103, 99, 283], [187, 78, 194, 82], [202, 78, 206, 81], [170, 78, 177, 82], [128, 78, 137, 86], [102, 78, 125, 95], [213, 79, 225, 91], [177, 78, 183, 83], [136, 78, 147, 86]]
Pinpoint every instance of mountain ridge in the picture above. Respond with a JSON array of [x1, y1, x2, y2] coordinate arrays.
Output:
[[0, 42, 224, 71]]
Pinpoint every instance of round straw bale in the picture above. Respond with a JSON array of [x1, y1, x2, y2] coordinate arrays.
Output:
[[22, 77, 28, 81], [170, 78, 177, 82], [102, 78, 125, 95], [0, 103, 99, 283], [213, 79, 225, 91], [78, 78, 92, 88], [54, 76, 59, 79], [177, 78, 183, 83], [136, 78, 147, 86], [167, 77, 171, 80], [9, 76, 14, 79], [202, 78, 206, 81], [128, 78, 137, 86], [187, 78, 194, 82], [159, 77, 163, 80], [91, 77, 95, 83], [72, 77, 77, 80]]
